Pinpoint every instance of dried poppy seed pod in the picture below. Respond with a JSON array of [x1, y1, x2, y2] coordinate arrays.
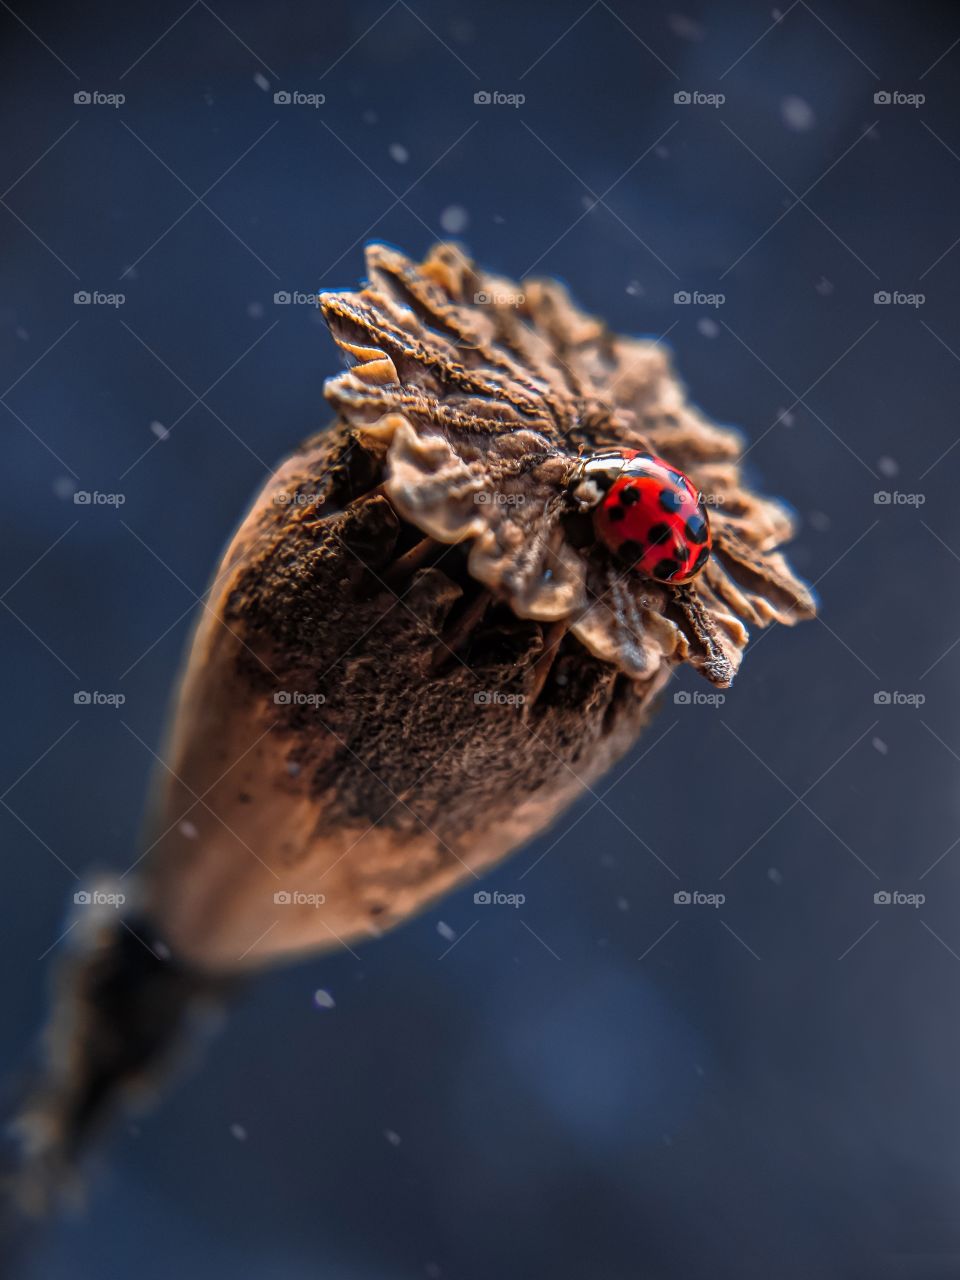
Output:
[[20, 242, 814, 1199]]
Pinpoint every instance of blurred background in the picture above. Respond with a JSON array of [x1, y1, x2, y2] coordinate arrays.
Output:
[[2, 0, 959, 1276]]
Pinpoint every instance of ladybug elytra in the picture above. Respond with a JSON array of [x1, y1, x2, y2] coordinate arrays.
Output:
[[570, 449, 712, 584]]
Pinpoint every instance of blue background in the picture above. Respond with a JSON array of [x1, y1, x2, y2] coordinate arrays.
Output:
[[2, 1, 960, 1276]]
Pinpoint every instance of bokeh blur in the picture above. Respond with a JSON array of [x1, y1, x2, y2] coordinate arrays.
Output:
[[2, 1, 960, 1276]]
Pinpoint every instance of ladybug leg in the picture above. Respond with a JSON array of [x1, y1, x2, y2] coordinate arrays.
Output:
[[429, 586, 491, 673]]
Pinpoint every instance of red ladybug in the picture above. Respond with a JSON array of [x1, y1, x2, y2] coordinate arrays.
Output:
[[570, 449, 711, 584]]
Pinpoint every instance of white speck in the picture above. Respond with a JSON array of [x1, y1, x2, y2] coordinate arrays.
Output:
[[580, 195, 598, 212], [154, 941, 171, 961], [877, 455, 899, 477], [767, 867, 783, 884], [815, 276, 833, 296], [389, 143, 409, 164], [440, 205, 469, 234], [123, 265, 139, 281], [781, 95, 815, 132], [313, 988, 336, 1009], [697, 317, 719, 338], [493, 213, 506, 224], [247, 301, 264, 319], [150, 420, 169, 440], [616, 896, 630, 911], [772, 8, 784, 20], [626, 281, 645, 296], [362, 109, 378, 125], [437, 920, 456, 942], [178, 820, 198, 840], [667, 13, 705, 41], [872, 736, 888, 755], [383, 1128, 402, 1146], [655, 145, 670, 159], [253, 72, 270, 92], [286, 760, 301, 776], [778, 407, 796, 427], [230, 1123, 248, 1141], [808, 510, 830, 532], [53, 476, 76, 500], [15, 325, 28, 341]]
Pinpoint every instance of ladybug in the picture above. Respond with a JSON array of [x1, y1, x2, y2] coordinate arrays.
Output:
[[570, 449, 712, 584]]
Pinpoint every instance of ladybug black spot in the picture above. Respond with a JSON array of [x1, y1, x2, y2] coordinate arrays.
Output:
[[620, 486, 640, 506], [685, 514, 708, 544], [693, 546, 710, 572], [618, 539, 644, 565], [607, 504, 626, 523], [653, 557, 681, 580], [658, 488, 683, 514], [647, 522, 672, 546]]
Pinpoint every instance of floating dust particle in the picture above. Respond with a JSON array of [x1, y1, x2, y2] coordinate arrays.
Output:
[[178, 820, 198, 840], [436, 921, 456, 942], [815, 277, 834, 296], [313, 988, 336, 1009], [808, 511, 830, 532], [626, 281, 645, 296], [362, 109, 378, 124], [872, 737, 888, 755], [150, 421, 169, 440], [389, 143, 409, 164], [383, 1129, 402, 1146], [877, 456, 899, 477], [667, 13, 705, 40], [617, 896, 630, 911], [53, 476, 76, 500], [439, 205, 469, 233], [247, 302, 264, 319], [767, 867, 783, 884], [230, 1123, 248, 1141], [778, 408, 796, 427], [781, 96, 815, 131], [697, 317, 719, 339], [253, 72, 270, 92]]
